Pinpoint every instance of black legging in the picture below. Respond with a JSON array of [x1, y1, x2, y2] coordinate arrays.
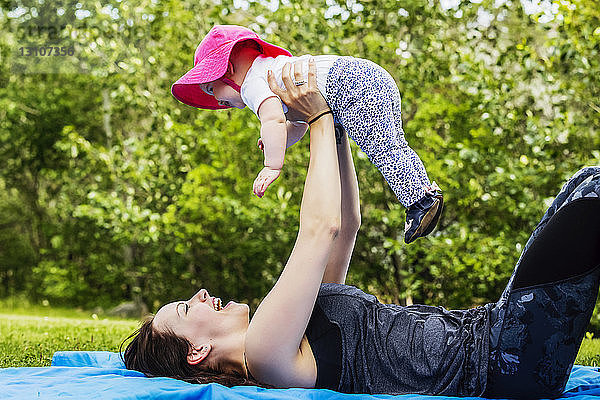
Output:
[[485, 167, 600, 398]]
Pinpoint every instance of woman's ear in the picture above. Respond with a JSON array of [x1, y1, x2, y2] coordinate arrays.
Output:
[[187, 343, 212, 365]]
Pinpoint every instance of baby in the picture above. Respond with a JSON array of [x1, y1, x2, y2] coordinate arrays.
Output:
[[172, 25, 443, 243]]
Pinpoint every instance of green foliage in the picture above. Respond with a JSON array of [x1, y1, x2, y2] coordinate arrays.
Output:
[[0, 0, 599, 327]]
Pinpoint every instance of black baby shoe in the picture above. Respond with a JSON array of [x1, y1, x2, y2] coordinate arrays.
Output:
[[404, 182, 443, 244]]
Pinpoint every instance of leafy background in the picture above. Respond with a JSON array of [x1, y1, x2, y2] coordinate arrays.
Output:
[[1, 0, 599, 328]]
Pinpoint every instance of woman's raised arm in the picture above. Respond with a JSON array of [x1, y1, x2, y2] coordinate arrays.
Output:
[[244, 60, 341, 388], [322, 129, 360, 284]]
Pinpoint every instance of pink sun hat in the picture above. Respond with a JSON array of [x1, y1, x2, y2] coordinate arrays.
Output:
[[171, 25, 292, 110]]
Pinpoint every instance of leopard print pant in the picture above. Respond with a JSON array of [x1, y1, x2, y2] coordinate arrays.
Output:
[[325, 57, 431, 207]]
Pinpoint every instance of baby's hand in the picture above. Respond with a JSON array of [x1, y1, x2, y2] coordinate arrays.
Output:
[[253, 167, 281, 198]]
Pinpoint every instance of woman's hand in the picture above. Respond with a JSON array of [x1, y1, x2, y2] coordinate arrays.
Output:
[[267, 59, 330, 122]]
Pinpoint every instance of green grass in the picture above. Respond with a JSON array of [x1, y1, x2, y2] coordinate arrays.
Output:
[[0, 300, 599, 369], [576, 333, 600, 367], [0, 299, 138, 368], [0, 296, 112, 319]]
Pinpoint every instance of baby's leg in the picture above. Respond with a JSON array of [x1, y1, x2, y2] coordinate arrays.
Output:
[[326, 58, 430, 207], [386, 94, 432, 206]]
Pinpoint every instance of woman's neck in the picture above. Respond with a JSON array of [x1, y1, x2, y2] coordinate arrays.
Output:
[[209, 327, 248, 376]]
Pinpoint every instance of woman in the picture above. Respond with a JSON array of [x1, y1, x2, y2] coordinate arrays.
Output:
[[123, 60, 600, 398]]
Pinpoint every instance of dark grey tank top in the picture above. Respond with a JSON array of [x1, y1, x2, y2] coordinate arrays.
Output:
[[305, 283, 491, 396]]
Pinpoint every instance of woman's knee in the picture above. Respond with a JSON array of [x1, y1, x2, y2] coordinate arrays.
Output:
[[572, 166, 600, 183], [553, 166, 600, 209], [569, 168, 600, 200]]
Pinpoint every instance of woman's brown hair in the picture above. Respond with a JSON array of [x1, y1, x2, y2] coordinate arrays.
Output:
[[120, 315, 269, 388]]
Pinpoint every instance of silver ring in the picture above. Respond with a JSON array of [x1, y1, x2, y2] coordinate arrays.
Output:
[[294, 80, 306, 86]]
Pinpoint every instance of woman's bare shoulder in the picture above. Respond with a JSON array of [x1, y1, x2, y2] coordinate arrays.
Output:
[[247, 335, 317, 389]]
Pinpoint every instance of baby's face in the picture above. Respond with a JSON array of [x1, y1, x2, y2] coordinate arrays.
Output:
[[200, 80, 245, 109]]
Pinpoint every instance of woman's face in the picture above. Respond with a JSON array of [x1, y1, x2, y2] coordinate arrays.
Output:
[[153, 288, 250, 346]]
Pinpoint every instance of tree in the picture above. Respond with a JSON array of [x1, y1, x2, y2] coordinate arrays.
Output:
[[0, 0, 598, 328]]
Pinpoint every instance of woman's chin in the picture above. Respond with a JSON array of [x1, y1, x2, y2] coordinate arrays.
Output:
[[225, 301, 250, 318], [228, 302, 251, 326]]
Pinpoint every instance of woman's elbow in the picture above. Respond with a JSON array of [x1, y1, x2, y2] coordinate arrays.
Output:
[[342, 209, 361, 234], [322, 216, 341, 239], [346, 214, 361, 233], [301, 216, 341, 239], [329, 220, 341, 238]]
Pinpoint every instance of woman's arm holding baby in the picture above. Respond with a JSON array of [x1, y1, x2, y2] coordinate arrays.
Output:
[[322, 130, 360, 284], [254, 97, 288, 197], [246, 61, 340, 387]]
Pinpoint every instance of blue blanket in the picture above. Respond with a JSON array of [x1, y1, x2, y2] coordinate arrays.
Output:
[[1, 351, 599, 399]]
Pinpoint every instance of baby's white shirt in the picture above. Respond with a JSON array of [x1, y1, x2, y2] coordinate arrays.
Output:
[[241, 54, 339, 119]]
